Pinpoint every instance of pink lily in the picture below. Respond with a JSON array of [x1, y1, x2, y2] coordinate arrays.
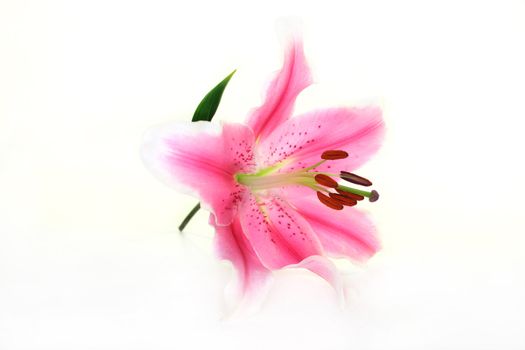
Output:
[[142, 38, 384, 301]]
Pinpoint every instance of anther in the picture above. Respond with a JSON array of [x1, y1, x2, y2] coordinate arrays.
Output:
[[335, 188, 364, 201], [317, 191, 344, 210], [314, 174, 338, 188], [321, 150, 349, 160], [340, 171, 373, 187], [329, 193, 357, 206]]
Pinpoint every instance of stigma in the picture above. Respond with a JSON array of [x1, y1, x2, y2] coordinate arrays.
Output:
[[235, 149, 380, 210]]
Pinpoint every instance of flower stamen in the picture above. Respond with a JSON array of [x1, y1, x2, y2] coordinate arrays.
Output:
[[314, 174, 338, 188], [321, 150, 349, 160], [340, 171, 373, 187], [334, 189, 364, 201], [302, 159, 326, 171], [329, 193, 357, 206], [317, 191, 344, 210], [235, 148, 380, 205]]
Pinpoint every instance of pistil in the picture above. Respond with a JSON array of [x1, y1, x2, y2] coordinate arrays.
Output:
[[337, 185, 379, 202]]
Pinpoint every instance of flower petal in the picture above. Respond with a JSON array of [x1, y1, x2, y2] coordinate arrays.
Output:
[[246, 38, 312, 141], [239, 193, 323, 270], [257, 107, 384, 173], [286, 194, 381, 261], [287, 255, 343, 301], [211, 214, 271, 301], [141, 121, 255, 226]]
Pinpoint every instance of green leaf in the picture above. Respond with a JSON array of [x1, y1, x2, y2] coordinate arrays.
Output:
[[180, 70, 235, 233], [192, 70, 236, 122]]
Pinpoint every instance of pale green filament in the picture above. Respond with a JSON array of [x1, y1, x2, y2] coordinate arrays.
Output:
[[302, 159, 327, 171]]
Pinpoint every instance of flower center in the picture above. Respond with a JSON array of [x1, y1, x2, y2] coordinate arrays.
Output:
[[235, 150, 379, 210]]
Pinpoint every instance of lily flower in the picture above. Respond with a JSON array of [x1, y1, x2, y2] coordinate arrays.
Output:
[[142, 38, 384, 302]]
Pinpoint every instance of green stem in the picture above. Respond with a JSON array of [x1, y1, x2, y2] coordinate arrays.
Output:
[[178, 203, 201, 232]]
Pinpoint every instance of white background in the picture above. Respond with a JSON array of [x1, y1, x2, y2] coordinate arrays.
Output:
[[1, 0, 525, 349]]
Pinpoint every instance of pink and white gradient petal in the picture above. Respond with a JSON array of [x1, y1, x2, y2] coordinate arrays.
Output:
[[141, 121, 256, 226], [246, 39, 312, 141], [287, 255, 343, 302], [287, 195, 381, 261], [257, 107, 384, 173], [239, 193, 323, 270], [212, 215, 271, 303]]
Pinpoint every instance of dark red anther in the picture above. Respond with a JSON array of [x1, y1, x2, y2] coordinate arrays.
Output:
[[316, 192, 344, 210], [335, 188, 365, 201], [321, 150, 349, 160], [329, 193, 357, 206], [340, 171, 373, 187], [314, 174, 338, 188]]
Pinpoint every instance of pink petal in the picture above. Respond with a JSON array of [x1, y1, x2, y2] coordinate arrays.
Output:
[[257, 107, 384, 173], [239, 193, 323, 270], [246, 38, 312, 141], [286, 194, 381, 261], [288, 255, 343, 299], [211, 214, 271, 299], [141, 121, 255, 226]]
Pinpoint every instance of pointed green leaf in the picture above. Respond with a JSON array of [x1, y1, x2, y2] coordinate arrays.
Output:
[[192, 70, 236, 122], [181, 70, 235, 232]]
